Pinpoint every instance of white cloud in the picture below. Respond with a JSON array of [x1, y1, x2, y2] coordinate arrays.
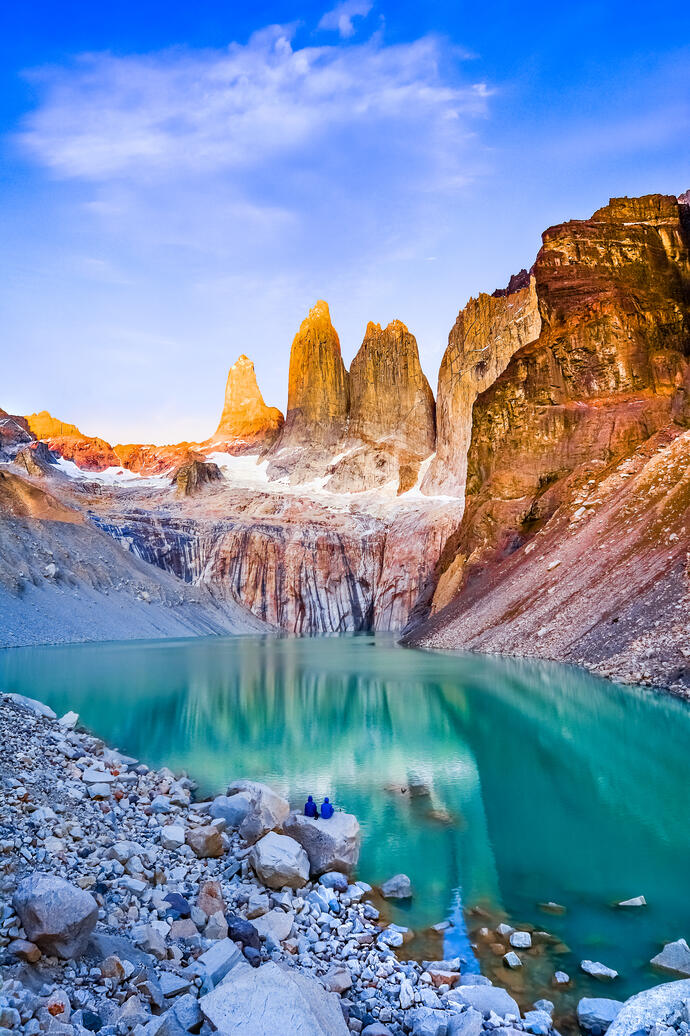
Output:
[[318, 1, 373, 39], [18, 26, 489, 189]]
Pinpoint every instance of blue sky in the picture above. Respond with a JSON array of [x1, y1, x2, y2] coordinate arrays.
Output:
[[2, 1, 689, 443]]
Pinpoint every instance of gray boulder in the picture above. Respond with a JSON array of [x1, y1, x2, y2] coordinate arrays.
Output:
[[200, 959, 348, 1034], [250, 832, 310, 890], [13, 874, 98, 959], [408, 1007, 448, 1036], [607, 980, 690, 1036], [446, 985, 519, 1019], [283, 811, 361, 876], [227, 780, 291, 844], [577, 998, 624, 1032], [581, 960, 619, 981], [447, 1007, 483, 1036], [381, 873, 413, 899], [650, 940, 690, 977], [6, 693, 56, 719], [209, 792, 253, 829]]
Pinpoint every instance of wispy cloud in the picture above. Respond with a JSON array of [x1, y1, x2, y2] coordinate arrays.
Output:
[[18, 26, 489, 189], [318, 1, 373, 39]]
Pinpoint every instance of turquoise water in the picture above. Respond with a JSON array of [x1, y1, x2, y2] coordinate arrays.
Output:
[[1, 633, 689, 1008]]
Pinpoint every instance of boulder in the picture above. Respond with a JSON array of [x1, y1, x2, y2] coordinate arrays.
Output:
[[617, 896, 646, 908], [13, 874, 98, 959], [446, 985, 520, 1019], [447, 1010, 483, 1036], [408, 1007, 448, 1036], [282, 811, 360, 876], [650, 940, 690, 977], [185, 825, 224, 859], [250, 831, 310, 890], [381, 873, 413, 899], [510, 931, 532, 949], [252, 908, 294, 944], [607, 980, 690, 1036], [200, 960, 349, 1035], [198, 938, 246, 991], [504, 951, 522, 969], [319, 871, 349, 893], [209, 792, 253, 830], [227, 780, 290, 844], [577, 998, 624, 1032], [6, 693, 56, 719], [581, 960, 619, 981]]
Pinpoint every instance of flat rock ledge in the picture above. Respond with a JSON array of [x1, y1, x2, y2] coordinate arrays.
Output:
[[0, 691, 687, 1036]]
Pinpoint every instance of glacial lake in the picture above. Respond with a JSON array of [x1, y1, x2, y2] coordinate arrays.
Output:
[[1, 632, 689, 1010]]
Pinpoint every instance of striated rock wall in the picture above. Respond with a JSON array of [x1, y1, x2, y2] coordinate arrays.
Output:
[[213, 354, 283, 450], [422, 278, 541, 497], [89, 496, 459, 634]]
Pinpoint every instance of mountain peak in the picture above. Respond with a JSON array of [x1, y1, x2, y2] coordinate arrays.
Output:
[[214, 354, 283, 447]]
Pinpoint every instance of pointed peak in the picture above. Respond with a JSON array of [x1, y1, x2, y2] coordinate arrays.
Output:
[[303, 300, 333, 327], [234, 354, 253, 367], [386, 318, 409, 335], [365, 321, 382, 335]]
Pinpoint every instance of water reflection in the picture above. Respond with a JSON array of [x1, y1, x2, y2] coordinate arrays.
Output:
[[1, 633, 689, 1000]]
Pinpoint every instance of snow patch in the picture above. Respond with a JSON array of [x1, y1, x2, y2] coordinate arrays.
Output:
[[55, 457, 170, 489]]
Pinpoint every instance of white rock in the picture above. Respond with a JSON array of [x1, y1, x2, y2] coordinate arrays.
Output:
[[581, 960, 619, 981], [200, 960, 348, 1035], [510, 930, 532, 949], [160, 825, 186, 851], [283, 811, 361, 876], [250, 832, 310, 890]]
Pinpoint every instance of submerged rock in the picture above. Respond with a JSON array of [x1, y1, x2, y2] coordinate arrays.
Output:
[[577, 997, 625, 1032], [650, 939, 690, 977]]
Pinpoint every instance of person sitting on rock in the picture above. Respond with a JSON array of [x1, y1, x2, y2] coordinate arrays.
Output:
[[304, 795, 318, 818], [320, 797, 334, 819]]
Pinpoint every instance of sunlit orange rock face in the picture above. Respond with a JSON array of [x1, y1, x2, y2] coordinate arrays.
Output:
[[26, 411, 82, 439], [422, 278, 541, 496], [349, 320, 435, 456], [212, 354, 283, 451], [115, 443, 202, 475], [282, 300, 350, 447], [420, 193, 690, 613], [45, 435, 121, 472]]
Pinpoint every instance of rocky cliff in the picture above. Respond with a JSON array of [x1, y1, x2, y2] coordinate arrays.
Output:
[[267, 301, 350, 481], [88, 489, 459, 634], [409, 193, 690, 693], [212, 354, 283, 450], [422, 278, 541, 496], [25, 411, 82, 439]]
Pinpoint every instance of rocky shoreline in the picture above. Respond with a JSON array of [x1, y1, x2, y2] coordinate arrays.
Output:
[[2, 693, 690, 1036]]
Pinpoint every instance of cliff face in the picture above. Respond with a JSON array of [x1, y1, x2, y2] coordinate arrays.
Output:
[[26, 411, 82, 439], [409, 194, 690, 687], [268, 305, 438, 491], [348, 320, 435, 455], [213, 354, 283, 450], [90, 494, 458, 634], [422, 278, 541, 496]]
